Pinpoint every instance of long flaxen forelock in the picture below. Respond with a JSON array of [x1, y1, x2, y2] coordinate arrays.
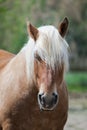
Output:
[[35, 26, 69, 70], [23, 25, 69, 80]]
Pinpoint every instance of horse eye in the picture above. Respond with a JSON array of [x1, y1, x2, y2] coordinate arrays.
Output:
[[34, 54, 42, 62]]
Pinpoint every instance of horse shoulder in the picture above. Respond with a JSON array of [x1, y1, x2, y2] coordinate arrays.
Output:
[[0, 50, 15, 70]]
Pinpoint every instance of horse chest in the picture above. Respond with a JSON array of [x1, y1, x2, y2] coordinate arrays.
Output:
[[10, 101, 66, 130]]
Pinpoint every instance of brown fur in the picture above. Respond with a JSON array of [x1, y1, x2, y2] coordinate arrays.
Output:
[[0, 50, 15, 70]]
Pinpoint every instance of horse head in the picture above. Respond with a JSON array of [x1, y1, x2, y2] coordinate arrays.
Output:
[[27, 17, 69, 110]]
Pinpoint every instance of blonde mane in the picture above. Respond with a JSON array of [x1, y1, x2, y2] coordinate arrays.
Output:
[[21, 25, 69, 80]]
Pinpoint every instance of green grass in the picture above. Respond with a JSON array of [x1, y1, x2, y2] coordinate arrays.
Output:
[[65, 72, 87, 92]]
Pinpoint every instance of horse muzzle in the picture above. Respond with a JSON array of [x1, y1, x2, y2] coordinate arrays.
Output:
[[38, 93, 58, 111]]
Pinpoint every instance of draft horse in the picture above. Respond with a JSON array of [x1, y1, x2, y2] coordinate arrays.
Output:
[[0, 17, 69, 130]]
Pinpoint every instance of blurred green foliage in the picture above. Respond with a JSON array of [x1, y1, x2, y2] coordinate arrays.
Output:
[[0, 0, 87, 54], [66, 72, 87, 92]]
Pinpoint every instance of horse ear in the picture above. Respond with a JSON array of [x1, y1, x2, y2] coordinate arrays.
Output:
[[58, 17, 69, 37], [27, 22, 39, 41]]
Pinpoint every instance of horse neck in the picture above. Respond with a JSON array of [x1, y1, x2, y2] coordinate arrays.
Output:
[[16, 51, 38, 99], [0, 51, 38, 113], [1, 51, 28, 89], [13, 51, 31, 85], [15, 48, 34, 86]]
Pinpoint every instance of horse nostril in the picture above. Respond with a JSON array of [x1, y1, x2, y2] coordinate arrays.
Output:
[[52, 93, 58, 104], [39, 94, 42, 101], [38, 94, 45, 105]]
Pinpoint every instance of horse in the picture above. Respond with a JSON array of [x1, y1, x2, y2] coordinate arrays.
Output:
[[0, 17, 69, 130]]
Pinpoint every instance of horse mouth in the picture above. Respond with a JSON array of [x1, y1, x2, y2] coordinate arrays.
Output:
[[39, 104, 57, 111]]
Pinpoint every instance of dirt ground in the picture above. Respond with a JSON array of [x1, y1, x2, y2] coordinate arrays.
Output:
[[65, 94, 87, 130]]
